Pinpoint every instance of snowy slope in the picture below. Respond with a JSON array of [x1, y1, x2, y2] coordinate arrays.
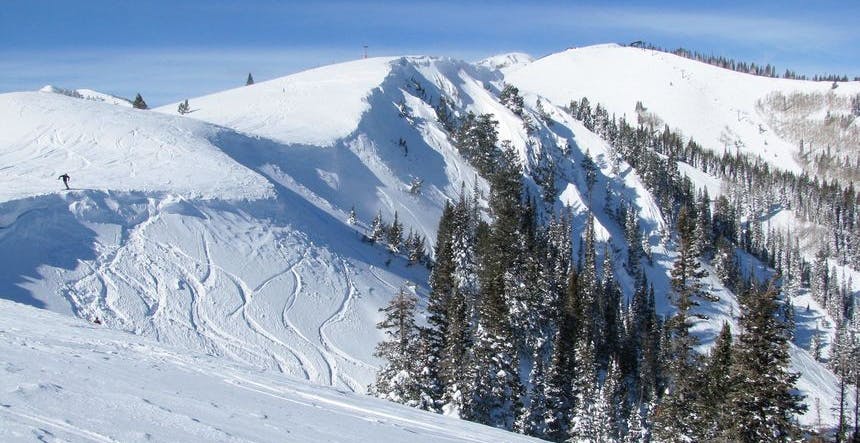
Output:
[[0, 50, 851, 431], [0, 299, 540, 443], [508, 43, 860, 173], [158, 58, 398, 146], [40, 85, 133, 107], [0, 91, 272, 203]]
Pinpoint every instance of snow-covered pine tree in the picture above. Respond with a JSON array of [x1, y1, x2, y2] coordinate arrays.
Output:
[[653, 208, 708, 440], [724, 281, 805, 442], [515, 348, 549, 439], [636, 284, 663, 403], [624, 403, 649, 443], [702, 321, 734, 439], [370, 287, 425, 406], [569, 337, 598, 442], [624, 206, 643, 277], [599, 359, 625, 441], [714, 237, 739, 288], [694, 189, 713, 258], [406, 230, 426, 265], [499, 84, 524, 116], [811, 246, 830, 305], [424, 202, 457, 410], [670, 205, 712, 306], [438, 191, 483, 417], [177, 99, 190, 114], [132, 93, 148, 110], [434, 95, 456, 133], [579, 215, 603, 351], [387, 211, 404, 252], [581, 150, 597, 193], [601, 250, 623, 366], [810, 326, 824, 361], [369, 211, 386, 243], [454, 112, 500, 177], [468, 147, 523, 429], [347, 206, 357, 225], [536, 97, 552, 125], [543, 267, 580, 441]]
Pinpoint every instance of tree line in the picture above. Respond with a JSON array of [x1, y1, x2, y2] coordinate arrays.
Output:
[[370, 89, 826, 440]]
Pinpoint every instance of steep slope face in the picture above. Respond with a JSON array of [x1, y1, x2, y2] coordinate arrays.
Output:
[[0, 299, 540, 443], [507, 43, 860, 175]]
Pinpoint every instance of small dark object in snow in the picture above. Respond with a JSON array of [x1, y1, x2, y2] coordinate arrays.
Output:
[[58, 173, 70, 190]]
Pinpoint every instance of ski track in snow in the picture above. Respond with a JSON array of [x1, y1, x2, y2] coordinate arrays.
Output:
[[1, 407, 118, 443], [318, 262, 375, 392]]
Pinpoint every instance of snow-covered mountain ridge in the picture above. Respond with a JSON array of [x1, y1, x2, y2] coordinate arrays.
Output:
[[1, 44, 856, 438], [508, 43, 860, 177]]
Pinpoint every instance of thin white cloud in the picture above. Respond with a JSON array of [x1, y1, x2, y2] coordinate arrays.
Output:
[[570, 6, 852, 50]]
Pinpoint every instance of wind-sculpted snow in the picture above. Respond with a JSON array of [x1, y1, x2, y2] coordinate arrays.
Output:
[[0, 299, 541, 442]]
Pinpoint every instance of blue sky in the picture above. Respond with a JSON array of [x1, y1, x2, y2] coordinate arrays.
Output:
[[1, 0, 858, 105]]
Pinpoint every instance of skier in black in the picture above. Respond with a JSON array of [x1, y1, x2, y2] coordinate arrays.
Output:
[[58, 173, 70, 190]]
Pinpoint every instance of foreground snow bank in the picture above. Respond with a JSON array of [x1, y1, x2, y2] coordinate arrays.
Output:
[[0, 299, 539, 442]]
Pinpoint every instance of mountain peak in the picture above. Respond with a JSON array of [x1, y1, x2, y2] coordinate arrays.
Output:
[[477, 52, 534, 73]]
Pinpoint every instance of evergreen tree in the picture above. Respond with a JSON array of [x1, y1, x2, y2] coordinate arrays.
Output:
[[177, 99, 190, 114], [601, 249, 623, 366], [543, 268, 580, 441], [434, 96, 456, 133], [714, 237, 739, 288], [370, 287, 425, 406], [132, 93, 148, 110], [599, 359, 625, 441], [468, 147, 523, 429], [516, 349, 549, 438], [624, 404, 649, 443], [439, 192, 482, 416], [387, 211, 403, 252], [406, 230, 426, 264], [455, 112, 500, 176], [369, 211, 386, 243], [499, 84, 524, 116], [625, 207, 643, 277], [425, 203, 456, 409], [246, 72, 254, 86], [670, 205, 712, 307], [569, 338, 598, 442], [703, 322, 734, 439], [347, 206, 357, 225], [694, 189, 713, 257], [724, 282, 805, 442], [654, 209, 708, 441]]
